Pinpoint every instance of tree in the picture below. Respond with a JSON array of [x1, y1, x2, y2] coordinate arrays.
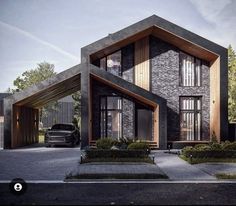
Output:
[[72, 91, 81, 128], [228, 45, 236, 122], [12, 62, 57, 125]]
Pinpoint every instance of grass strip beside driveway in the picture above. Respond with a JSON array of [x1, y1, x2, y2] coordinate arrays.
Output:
[[216, 173, 236, 179], [65, 173, 168, 180], [179, 155, 236, 164]]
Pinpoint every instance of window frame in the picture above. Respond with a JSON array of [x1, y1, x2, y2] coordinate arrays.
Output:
[[179, 51, 202, 87], [100, 49, 122, 77], [179, 96, 202, 141], [99, 95, 123, 139]]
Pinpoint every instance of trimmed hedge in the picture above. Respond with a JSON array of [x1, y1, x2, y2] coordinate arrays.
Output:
[[182, 150, 236, 158], [127, 142, 149, 150], [85, 149, 149, 159], [96, 138, 114, 149]]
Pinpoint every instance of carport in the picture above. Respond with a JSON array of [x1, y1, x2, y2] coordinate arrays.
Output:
[[3, 63, 167, 149], [3, 64, 83, 149]]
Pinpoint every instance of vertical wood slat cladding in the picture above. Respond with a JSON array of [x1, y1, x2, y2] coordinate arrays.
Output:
[[154, 106, 159, 147], [12, 105, 39, 148], [134, 36, 150, 91], [210, 57, 220, 142]]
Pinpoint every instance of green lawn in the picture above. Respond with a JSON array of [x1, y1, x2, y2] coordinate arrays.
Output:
[[216, 173, 236, 179], [179, 155, 236, 164], [65, 173, 168, 180]]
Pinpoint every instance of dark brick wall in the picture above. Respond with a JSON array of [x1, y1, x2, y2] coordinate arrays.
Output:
[[150, 36, 210, 141], [122, 44, 134, 83]]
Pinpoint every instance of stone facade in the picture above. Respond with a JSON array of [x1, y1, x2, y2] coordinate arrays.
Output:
[[150, 35, 210, 141], [92, 36, 210, 142]]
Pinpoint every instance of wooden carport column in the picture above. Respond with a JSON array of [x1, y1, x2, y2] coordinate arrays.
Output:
[[12, 105, 39, 148]]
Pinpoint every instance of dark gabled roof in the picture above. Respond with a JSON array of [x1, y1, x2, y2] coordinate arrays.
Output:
[[81, 15, 227, 63], [89, 64, 166, 108]]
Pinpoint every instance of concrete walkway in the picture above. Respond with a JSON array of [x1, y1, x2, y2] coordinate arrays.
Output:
[[195, 163, 236, 176], [153, 151, 217, 180]]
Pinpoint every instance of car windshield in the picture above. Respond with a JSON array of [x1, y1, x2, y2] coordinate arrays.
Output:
[[51, 124, 74, 131]]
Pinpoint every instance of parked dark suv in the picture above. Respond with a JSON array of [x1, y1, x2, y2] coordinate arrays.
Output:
[[45, 123, 80, 147]]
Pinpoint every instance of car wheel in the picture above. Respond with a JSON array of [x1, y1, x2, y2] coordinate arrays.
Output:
[[70, 141, 75, 147]]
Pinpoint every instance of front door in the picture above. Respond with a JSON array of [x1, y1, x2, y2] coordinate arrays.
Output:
[[136, 106, 152, 140]]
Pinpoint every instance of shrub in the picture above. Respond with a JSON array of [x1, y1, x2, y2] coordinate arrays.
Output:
[[127, 142, 149, 151], [194, 144, 209, 150], [181, 146, 194, 156], [210, 143, 222, 151], [182, 150, 236, 158], [222, 142, 236, 151], [196, 145, 211, 151], [96, 138, 114, 149], [85, 149, 148, 159]]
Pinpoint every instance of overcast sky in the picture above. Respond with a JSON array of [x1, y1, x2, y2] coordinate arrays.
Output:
[[0, 0, 235, 92]]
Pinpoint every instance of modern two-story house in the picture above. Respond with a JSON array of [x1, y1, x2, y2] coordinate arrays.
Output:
[[2, 15, 228, 149]]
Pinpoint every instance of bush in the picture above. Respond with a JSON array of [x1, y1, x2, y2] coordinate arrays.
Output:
[[222, 142, 236, 151], [194, 144, 209, 150], [127, 142, 149, 151], [181, 146, 194, 156], [210, 143, 222, 151], [197, 145, 211, 151], [85, 149, 148, 159], [182, 150, 236, 158], [96, 138, 114, 149]]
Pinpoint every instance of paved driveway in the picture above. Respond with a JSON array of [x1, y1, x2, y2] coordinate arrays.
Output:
[[0, 145, 81, 181]]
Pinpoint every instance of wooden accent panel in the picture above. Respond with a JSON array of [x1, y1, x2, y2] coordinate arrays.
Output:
[[134, 36, 150, 90], [153, 105, 159, 148], [12, 105, 39, 148], [210, 57, 220, 142]]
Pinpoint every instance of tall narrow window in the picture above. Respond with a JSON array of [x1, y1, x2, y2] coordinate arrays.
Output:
[[100, 96, 122, 139], [99, 50, 122, 77], [180, 97, 201, 141], [180, 52, 201, 86]]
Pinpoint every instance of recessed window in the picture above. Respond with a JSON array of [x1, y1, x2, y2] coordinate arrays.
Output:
[[180, 97, 201, 141], [100, 50, 122, 77], [180, 52, 201, 86], [100, 96, 122, 139]]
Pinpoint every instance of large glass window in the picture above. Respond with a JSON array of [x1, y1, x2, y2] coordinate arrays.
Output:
[[100, 50, 122, 77], [180, 52, 201, 86], [180, 97, 201, 141], [100, 96, 122, 139]]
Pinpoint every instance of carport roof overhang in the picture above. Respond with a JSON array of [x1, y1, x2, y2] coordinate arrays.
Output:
[[6, 64, 83, 108]]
